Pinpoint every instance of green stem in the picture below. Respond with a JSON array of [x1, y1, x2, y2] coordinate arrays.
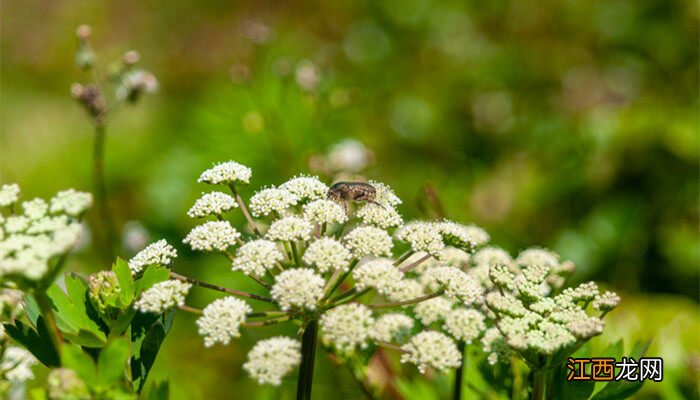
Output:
[[290, 241, 302, 268], [35, 293, 63, 355], [400, 253, 432, 273], [454, 341, 466, 400], [393, 250, 414, 266], [369, 290, 444, 309], [93, 122, 116, 261], [170, 271, 274, 303], [228, 184, 262, 237], [531, 370, 545, 400], [296, 319, 319, 400], [322, 260, 359, 301]]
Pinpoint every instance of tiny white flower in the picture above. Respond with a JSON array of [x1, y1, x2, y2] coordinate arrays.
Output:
[[303, 199, 347, 225], [302, 238, 351, 273], [515, 248, 559, 269], [357, 203, 403, 229], [368, 180, 402, 206], [567, 317, 605, 340], [22, 198, 48, 220], [384, 279, 425, 302], [343, 226, 393, 257], [444, 308, 485, 343], [414, 297, 453, 325], [421, 266, 483, 304], [352, 258, 403, 296], [1, 346, 36, 383], [472, 247, 513, 270], [49, 189, 93, 217], [198, 161, 252, 185], [438, 221, 489, 252], [320, 303, 374, 353], [370, 313, 414, 343], [593, 291, 621, 312], [187, 192, 237, 218], [279, 175, 329, 202], [4, 216, 30, 233], [271, 268, 324, 310], [183, 221, 241, 251], [249, 187, 298, 217], [401, 331, 461, 374], [396, 222, 444, 255], [436, 247, 471, 269], [128, 239, 178, 274], [196, 297, 252, 347], [243, 337, 301, 386], [265, 217, 313, 242], [134, 280, 191, 313], [232, 239, 284, 276], [0, 184, 21, 207]]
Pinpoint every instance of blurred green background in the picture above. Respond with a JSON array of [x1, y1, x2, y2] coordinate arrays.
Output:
[[1, 0, 698, 398]]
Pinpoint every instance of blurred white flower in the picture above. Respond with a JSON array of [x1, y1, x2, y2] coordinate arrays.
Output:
[[593, 291, 621, 312], [437, 221, 489, 252], [1, 346, 37, 383], [401, 331, 461, 373], [280, 176, 329, 202], [265, 217, 313, 242], [370, 313, 414, 342], [0, 184, 20, 207], [414, 297, 453, 325], [49, 189, 93, 217], [243, 337, 301, 386], [22, 198, 48, 220], [444, 308, 485, 344]]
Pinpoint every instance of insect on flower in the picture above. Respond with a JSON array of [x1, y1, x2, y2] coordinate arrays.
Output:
[[326, 181, 384, 212]]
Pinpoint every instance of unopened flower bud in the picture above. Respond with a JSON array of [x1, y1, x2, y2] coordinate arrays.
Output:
[[88, 271, 121, 319]]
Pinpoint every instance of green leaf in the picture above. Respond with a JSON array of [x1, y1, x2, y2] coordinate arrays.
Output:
[[97, 337, 131, 387], [62, 344, 98, 383], [3, 319, 60, 367], [113, 258, 135, 307], [591, 339, 652, 400], [147, 381, 170, 400], [134, 321, 166, 392], [135, 266, 169, 294], [548, 363, 595, 400], [63, 328, 110, 348]]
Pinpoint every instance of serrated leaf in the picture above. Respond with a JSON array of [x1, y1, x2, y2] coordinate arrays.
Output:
[[44, 276, 108, 346], [97, 337, 131, 387], [63, 328, 108, 348], [23, 295, 41, 326], [114, 258, 135, 307], [591, 339, 652, 400], [3, 319, 59, 367], [62, 344, 97, 383]]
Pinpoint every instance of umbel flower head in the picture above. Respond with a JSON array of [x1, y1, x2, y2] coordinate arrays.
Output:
[[128, 239, 177, 274], [161, 160, 565, 388], [0, 184, 90, 284]]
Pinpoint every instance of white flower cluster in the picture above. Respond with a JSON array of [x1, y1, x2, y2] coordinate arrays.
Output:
[[303, 199, 347, 225], [232, 239, 284, 276], [0, 184, 20, 207], [353, 259, 404, 295], [49, 189, 93, 217], [343, 226, 393, 257], [438, 221, 489, 252], [395, 222, 445, 255], [198, 161, 252, 185], [128, 239, 178, 274], [0, 185, 89, 282], [270, 268, 325, 310], [302, 238, 351, 273], [420, 266, 483, 304], [134, 280, 191, 313], [370, 313, 414, 342], [183, 221, 240, 251], [368, 180, 401, 206], [320, 303, 374, 353], [196, 297, 252, 347], [444, 308, 486, 344], [401, 331, 461, 374], [279, 175, 328, 201], [249, 187, 298, 217], [482, 247, 619, 363], [187, 192, 237, 218], [0, 346, 37, 383], [243, 337, 301, 386], [414, 297, 453, 325], [265, 217, 313, 242]]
